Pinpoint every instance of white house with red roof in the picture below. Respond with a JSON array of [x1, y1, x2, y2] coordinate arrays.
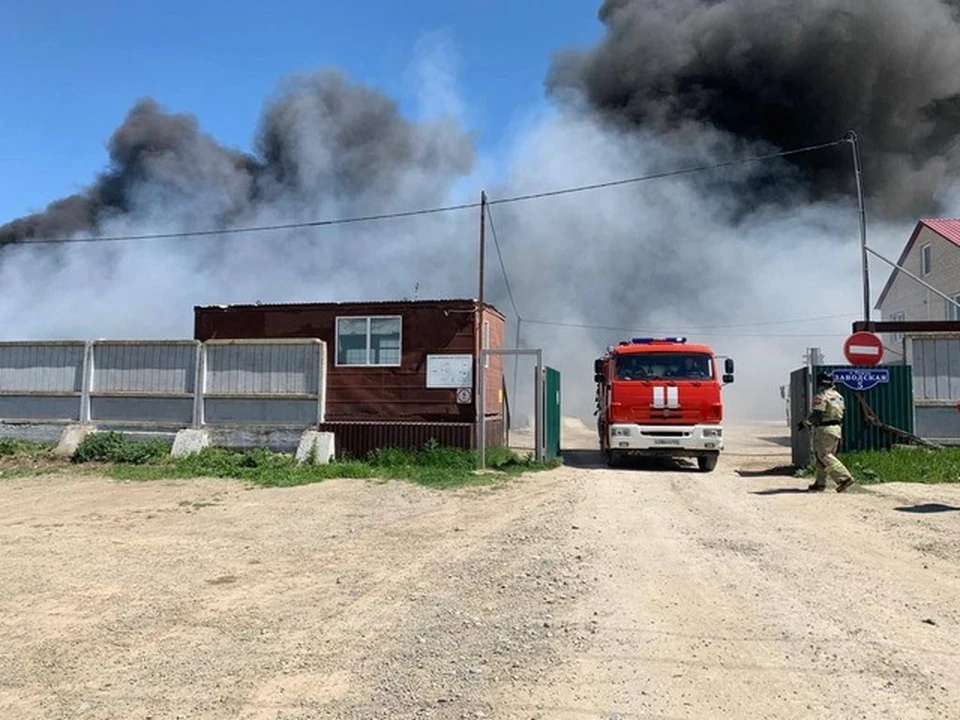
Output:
[[874, 218, 960, 361]]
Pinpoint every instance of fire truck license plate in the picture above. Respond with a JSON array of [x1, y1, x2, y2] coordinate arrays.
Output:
[[654, 439, 680, 445]]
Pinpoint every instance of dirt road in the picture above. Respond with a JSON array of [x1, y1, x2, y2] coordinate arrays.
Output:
[[1, 421, 959, 719]]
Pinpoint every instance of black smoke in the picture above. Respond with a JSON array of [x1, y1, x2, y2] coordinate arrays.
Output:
[[546, 0, 960, 219], [0, 69, 474, 245]]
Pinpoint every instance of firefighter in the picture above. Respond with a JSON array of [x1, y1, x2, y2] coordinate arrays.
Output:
[[798, 372, 855, 493]]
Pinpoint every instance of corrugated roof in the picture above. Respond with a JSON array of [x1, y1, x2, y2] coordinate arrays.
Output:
[[875, 219, 960, 309], [920, 218, 960, 246], [194, 297, 506, 318]]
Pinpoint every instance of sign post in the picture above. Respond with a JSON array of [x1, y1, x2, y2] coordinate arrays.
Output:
[[843, 331, 884, 366]]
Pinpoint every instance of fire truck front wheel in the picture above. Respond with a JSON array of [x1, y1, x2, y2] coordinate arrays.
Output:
[[697, 452, 719, 472], [605, 450, 623, 468]]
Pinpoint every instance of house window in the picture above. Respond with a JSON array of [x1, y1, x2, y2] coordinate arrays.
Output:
[[921, 244, 932, 275], [892, 311, 905, 343], [335, 316, 401, 366], [948, 295, 960, 321], [482, 320, 490, 369]]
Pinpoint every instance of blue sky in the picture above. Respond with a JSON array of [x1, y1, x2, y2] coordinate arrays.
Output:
[[0, 0, 604, 222]]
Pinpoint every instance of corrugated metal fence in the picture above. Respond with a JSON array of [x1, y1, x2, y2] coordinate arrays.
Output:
[[906, 333, 960, 442], [790, 364, 915, 466], [0, 339, 327, 429]]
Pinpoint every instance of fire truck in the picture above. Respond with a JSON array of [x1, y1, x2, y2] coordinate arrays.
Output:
[[594, 337, 734, 471]]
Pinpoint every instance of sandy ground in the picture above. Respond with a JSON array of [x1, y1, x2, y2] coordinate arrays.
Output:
[[1, 420, 959, 719]]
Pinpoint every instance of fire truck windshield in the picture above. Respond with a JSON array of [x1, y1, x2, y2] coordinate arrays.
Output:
[[614, 352, 713, 381]]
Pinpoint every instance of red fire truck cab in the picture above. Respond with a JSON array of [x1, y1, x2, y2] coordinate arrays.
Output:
[[594, 337, 734, 471]]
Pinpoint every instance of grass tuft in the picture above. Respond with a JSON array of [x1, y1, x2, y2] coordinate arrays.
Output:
[[72, 431, 170, 465], [0, 438, 54, 458]]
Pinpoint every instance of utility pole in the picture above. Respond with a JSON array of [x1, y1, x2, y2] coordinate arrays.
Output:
[[477, 191, 487, 465], [845, 130, 870, 325]]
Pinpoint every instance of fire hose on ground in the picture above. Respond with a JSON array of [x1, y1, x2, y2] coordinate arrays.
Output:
[[854, 393, 943, 450]]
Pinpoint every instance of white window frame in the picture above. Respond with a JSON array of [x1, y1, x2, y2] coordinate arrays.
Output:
[[335, 315, 402, 367], [482, 320, 490, 369], [891, 311, 905, 343], [921, 243, 932, 275], [948, 295, 960, 321]]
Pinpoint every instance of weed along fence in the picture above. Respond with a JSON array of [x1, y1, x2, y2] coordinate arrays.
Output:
[[0, 339, 331, 459]]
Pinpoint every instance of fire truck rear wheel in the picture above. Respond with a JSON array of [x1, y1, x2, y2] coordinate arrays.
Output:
[[697, 453, 719, 472]]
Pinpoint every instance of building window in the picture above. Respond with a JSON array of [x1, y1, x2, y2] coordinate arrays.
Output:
[[335, 316, 401, 366], [948, 295, 960, 321], [921, 243, 932, 275], [482, 320, 490, 369], [892, 311, 905, 343]]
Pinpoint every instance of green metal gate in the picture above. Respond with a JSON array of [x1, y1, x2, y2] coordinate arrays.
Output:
[[792, 364, 915, 467], [544, 366, 561, 460]]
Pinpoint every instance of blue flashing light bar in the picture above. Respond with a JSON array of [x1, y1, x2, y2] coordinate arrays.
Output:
[[630, 336, 687, 344]]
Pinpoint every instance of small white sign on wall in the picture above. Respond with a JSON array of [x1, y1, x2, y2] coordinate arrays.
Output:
[[426, 354, 473, 388]]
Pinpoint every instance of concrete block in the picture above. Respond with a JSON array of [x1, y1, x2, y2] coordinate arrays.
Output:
[[296, 431, 335, 465], [55, 424, 97, 457], [172, 428, 211, 457]]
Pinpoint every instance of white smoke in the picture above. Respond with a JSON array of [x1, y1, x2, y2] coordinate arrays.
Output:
[[0, 33, 931, 427]]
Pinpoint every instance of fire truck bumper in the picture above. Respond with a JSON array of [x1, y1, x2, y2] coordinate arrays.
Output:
[[607, 424, 724, 455]]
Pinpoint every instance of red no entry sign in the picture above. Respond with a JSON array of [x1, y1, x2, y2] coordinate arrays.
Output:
[[843, 331, 884, 366]]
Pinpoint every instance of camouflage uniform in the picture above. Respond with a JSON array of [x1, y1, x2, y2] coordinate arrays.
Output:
[[801, 373, 855, 493]]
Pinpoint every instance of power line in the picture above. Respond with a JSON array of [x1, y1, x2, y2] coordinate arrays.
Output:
[[11, 137, 848, 246], [522, 312, 857, 331], [486, 138, 847, 206], [483, 202, 521, 322], [15, 202, 479, 246], [519, 317, 849, 338]]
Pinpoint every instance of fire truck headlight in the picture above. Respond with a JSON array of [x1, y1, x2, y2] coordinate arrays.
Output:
[[611, 427, 631, 437], [702, 428, 722, 438]]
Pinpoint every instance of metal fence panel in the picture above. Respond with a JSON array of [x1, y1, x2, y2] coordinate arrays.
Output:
[[909, 336, 960, 400], [89, 341, 198, 425], [789, 367, 811, 467], [203, 398, 321, 426], [204, 340, 320, 395], [92, 341, 198, 394], [0, 342, 85, 393], [906, 334, 960, 442], [201, 340, 326, 427], [0, 342, 87, 422], [0, 338, 328, 429], [0, 396, 83, 423]]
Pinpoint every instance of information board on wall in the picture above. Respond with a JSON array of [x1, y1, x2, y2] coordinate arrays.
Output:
[[426, 354, 473, 388]]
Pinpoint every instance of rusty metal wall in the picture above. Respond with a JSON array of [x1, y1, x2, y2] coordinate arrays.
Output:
[[0, 342, 87, 423], [193, 299, 506, 422], [318, 416, 506, 459], [318, 421, 474, 459]]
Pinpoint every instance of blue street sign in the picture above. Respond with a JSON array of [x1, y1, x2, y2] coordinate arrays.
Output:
[[832, 368, 890, 391]]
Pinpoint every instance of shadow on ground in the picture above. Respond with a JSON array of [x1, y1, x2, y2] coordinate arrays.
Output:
[[736, 466, 798, 478], [750, 487, 812, 496], [560, 449, 698, 473], [757, 436, 792, 448], [894, 503, 960, 514]]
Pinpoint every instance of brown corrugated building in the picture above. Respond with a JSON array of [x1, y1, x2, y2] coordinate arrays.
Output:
[[193, 298, 507, 457]]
